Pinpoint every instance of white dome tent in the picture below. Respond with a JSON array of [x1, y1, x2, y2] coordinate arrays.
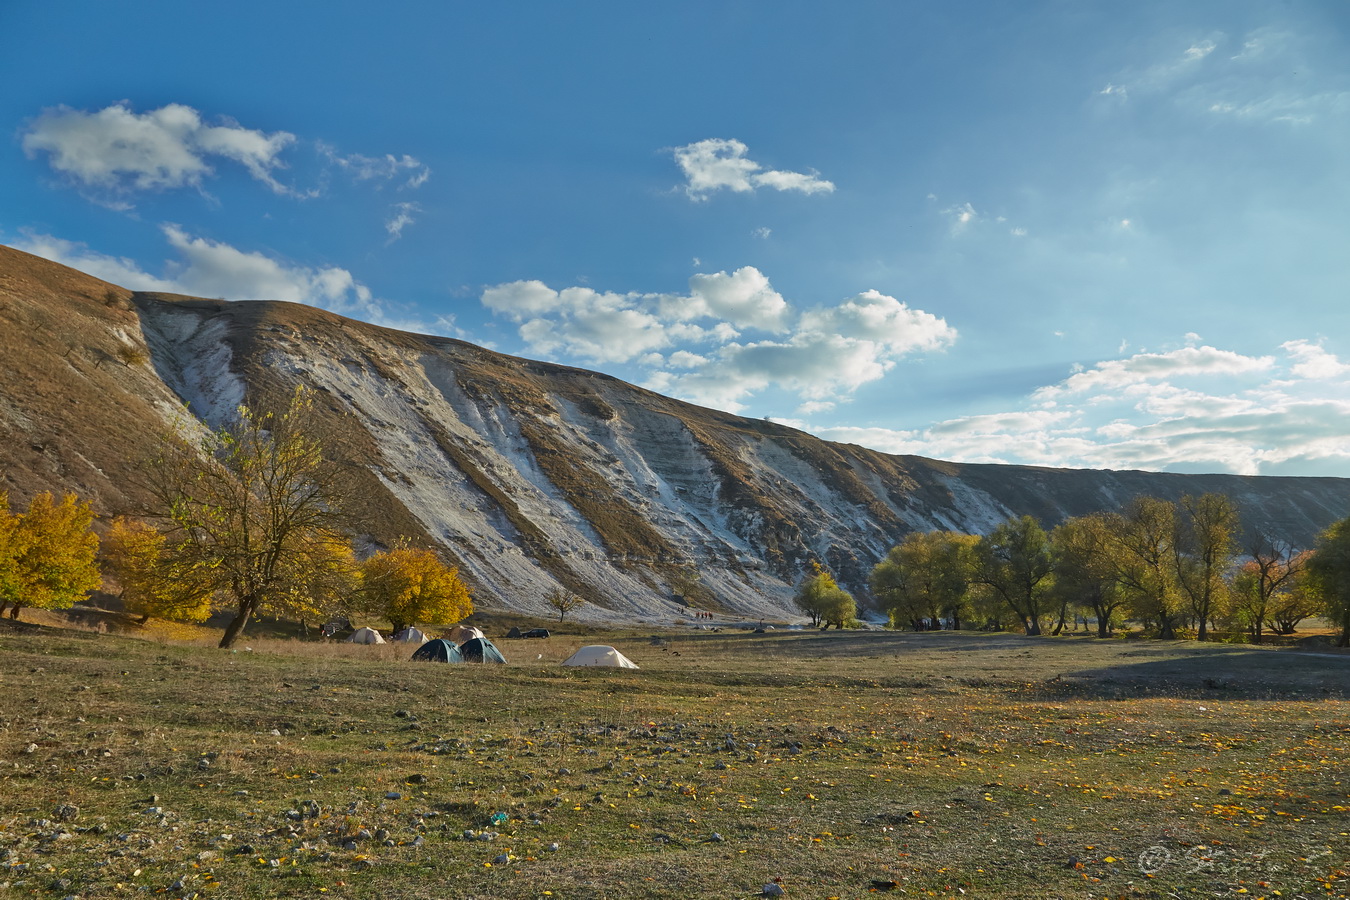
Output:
[[348, 626, 386, 645], [561, 645, 639, 669]]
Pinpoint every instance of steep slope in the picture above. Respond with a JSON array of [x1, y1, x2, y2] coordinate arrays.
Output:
[[3, 245, 1349, 621]]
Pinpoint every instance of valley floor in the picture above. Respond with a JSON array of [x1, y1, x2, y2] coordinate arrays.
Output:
[[1, 622, 1346, 899]]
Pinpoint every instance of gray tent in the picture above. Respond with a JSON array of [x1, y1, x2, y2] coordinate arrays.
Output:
[[411, 639, 464, 663], [459, 637, 507, 664]]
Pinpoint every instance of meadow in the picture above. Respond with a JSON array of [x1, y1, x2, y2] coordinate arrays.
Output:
[[1, 619, 1346, 899]]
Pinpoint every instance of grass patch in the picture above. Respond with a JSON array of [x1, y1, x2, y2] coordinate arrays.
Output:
[[0, 624, 1346, 899]]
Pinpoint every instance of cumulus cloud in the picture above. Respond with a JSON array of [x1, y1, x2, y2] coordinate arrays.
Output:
[[1282, 339, 1350, 379], [22, 102, 296, 197], [811, 337, 1350, 476], [480, 268, 954, 412], [672, 139, 834, 199], [13, 228, 419, 331]]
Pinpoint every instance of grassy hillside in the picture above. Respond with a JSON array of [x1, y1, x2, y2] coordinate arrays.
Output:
[[1, 620, 1346, 899]]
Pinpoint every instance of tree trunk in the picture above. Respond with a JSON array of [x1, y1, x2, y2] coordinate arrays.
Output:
[[219, 597, 257, 648], [8, 603, 21, 620], [1024, 617, 1041, 636], [1197, 615, 1208, 642]]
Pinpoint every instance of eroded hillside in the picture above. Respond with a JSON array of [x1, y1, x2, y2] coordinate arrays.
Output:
[[3, 245, 1349, 621]]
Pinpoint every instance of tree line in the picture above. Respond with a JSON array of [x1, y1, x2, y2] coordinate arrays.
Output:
[[0, 389, 472, 648], [861, 495, 1350, 646]]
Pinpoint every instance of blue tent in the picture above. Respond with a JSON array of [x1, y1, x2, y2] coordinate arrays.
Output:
[[411, 639, 464, 663], [459, 637, 507, 664]]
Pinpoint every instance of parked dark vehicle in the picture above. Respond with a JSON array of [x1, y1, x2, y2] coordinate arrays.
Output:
[[523, 628, 551, 638]]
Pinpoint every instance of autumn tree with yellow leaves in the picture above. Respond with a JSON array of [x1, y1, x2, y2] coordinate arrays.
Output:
[[0, 491, 101, 620], [358, 545, 472, 635]]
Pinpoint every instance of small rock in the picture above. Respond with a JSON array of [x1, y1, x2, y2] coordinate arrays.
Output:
[[23, 743, 38, 754], [53, 805, 79, 822], [546, 842, 560, 852], [385, 791, 402, 800], [558, 767, 572, 776], [492, 853, 512, 864], [406, 773, 428, 784], [762, 884, 786, 897], [710, 832, 725, 842]]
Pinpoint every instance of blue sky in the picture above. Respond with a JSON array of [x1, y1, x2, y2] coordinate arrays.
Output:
[[4, 1, 1349, 477]]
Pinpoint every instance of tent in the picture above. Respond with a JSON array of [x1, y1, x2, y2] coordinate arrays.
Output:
[[392, 627, 427, 643], [411, 638, 464, 663], [446, 624, 485, 643], [459, 636, 507, 664], [348, 626, 385, 644], [505, 626, 522, 639], [562, 645, 639, 669]]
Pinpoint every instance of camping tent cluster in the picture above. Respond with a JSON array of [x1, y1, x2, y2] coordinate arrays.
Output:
[[350, 625, 639, 669]]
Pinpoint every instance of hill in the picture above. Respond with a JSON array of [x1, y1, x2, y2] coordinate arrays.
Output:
[[3, 244, 1349, 620]]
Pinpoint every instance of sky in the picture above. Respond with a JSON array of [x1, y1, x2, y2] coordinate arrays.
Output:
[[3, 1, 1349, 478]]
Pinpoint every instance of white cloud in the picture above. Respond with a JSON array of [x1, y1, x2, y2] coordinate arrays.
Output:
[[13, 228, 419, 331], [1184, 40, 1217, 62], [22, 102, 296, 197], [676, 267, 790, 332], [944, 202, 978, 234], [671, 138, 834, 200], [1035, 345, 1274, 401], [809, 337, 1350, 477], [481, 271, 953, 411], [752, 227, 772, 239], [1282, 339, 1350, 379], [385, 202, 421, 242]]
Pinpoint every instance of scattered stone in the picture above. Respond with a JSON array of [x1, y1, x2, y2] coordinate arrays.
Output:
[[233, 844, 255, 855], [762, 883, 786, 896], [52, 805, 78, 822], [546, 842, 560, 852], [491, 853, 512, 864], [23, 743, 37, 754], [710, 832, 725, 843], [406, 773, 428, 784]]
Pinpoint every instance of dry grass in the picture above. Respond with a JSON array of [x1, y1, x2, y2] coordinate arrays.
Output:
[[1, 620, 1346, 899]]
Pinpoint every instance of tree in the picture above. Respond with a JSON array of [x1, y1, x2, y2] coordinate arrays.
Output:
[[547, 588, 584, 623], [147, 388, 357, 648], [1231, 535, 1306, 644], [1050, 514, 1126, 637], [870, 531, 978, 630], [1106, 497, 1185, 639], [102, 516, 214, 624], [1305, 517, 1350, 647], [973, 516, 1054, 636], [794, 565, 856, 628], [359, 546, 471, 635], [1173, 493, 1239, 640], [0, 491, 101, 620]]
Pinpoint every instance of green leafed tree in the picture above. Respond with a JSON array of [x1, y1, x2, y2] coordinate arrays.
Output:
[[147, 388, 357, 648], [870, 531, 978, 630], [1050, 513, 1127, 637], [1173, 493, 1240, 641], [1106, 497, 1185, 639], [0, 491, 101, 620], [1305, 517, 1350, 647], [973, 515, 1054, 636], [794, 564, 856, 629], [359, 545, 472, 635]]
